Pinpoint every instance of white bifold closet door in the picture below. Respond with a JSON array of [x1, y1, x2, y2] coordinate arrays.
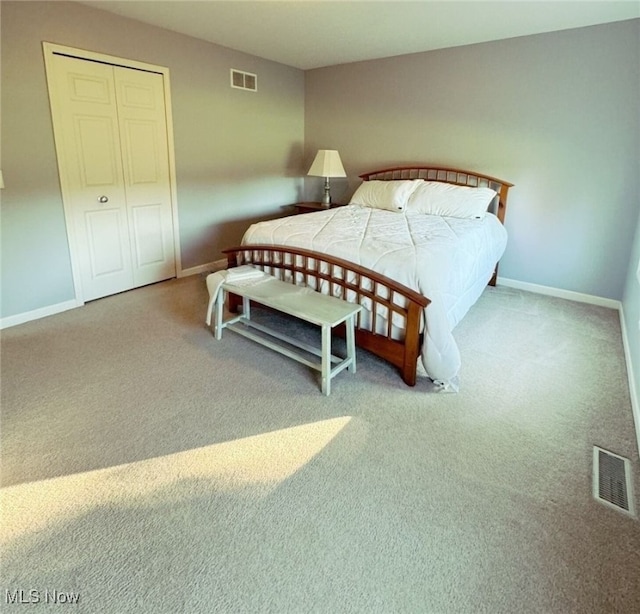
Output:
[[49, 53, 176, 301]]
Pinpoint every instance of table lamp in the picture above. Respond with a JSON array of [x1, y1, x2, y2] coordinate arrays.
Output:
[[307, 150, 346, 206]]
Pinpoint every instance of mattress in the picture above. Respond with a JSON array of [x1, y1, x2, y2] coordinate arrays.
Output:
[[241, 204, 507, 389]]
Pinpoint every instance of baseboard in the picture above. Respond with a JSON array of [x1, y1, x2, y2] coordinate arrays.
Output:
[[619, 305, 640, 459], [1, 262, 229, 329], [498, 277, 621, 310], [0, 299, 81, 330], [178, 259, 227, 278]]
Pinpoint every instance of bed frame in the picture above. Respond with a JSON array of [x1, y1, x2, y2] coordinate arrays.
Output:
[[360, 165, 514, 285], [224, 244, 430, 386], [224, 165, 513, 386]]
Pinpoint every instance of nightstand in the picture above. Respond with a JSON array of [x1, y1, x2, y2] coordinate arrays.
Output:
[[293, 202, 345, 215]]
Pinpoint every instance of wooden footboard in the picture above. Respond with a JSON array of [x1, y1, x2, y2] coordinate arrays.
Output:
[[223, 245, 430, 386]]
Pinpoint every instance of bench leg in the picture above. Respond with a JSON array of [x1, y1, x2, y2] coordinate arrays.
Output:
[[346, 314, 357, 374], [321, 324, 331, 396], [214, 289, 225, 340]]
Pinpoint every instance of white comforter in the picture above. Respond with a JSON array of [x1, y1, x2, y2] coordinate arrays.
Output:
[[241, 204, 507, 390]]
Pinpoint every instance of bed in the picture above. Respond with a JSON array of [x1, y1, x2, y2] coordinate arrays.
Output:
[[223, 165, 513, 391]]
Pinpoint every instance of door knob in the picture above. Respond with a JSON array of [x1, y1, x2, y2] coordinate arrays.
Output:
[[98, 195, 109, 203]]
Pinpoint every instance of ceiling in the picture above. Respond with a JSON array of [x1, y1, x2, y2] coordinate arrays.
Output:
[[81, 1, 640, 70]]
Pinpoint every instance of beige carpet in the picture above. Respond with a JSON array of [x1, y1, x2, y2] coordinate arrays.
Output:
[[1, 275, 638, 613]]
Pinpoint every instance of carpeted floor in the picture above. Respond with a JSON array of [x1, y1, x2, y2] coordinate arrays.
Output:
[[1, 275, 638, 613]]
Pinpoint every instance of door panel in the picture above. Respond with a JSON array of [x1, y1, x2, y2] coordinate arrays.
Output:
[[131, 204, 166, 267], [49, 53, 176, 301], [115, 68, 176, 286], [85, 208, 128, 277], [52, 55, 133, 301], [67, 71, 111, 103], [76, 116, 122, 186], [124, 120, 160, 184]]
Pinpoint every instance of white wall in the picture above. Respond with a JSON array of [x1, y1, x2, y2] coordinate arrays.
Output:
[[622, 209, 640, 429], [2, 4, 638, 323], [305, 20, 640, 301], [0, 1, 305, 320]]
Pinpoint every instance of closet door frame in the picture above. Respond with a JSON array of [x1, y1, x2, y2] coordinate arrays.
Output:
[[43, 42, 182, 305]]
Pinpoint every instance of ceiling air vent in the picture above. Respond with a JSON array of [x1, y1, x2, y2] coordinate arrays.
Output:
[[230, 69, 257, 92]]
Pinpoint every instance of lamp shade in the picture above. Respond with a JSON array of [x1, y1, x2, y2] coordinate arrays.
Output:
[[307, 150, 346, 178]]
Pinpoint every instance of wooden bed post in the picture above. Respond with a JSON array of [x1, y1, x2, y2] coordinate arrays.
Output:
[[401, 302, 423, 386], [225, 251, 242, 313]]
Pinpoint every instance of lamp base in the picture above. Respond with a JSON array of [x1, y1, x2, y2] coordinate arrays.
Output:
[[322, 177, 332, 206]]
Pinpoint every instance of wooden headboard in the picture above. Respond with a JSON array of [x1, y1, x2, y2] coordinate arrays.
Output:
[[359, 165, 514, 225]]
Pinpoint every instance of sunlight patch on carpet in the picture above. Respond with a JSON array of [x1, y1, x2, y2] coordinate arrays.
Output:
[[0, 416, 352, 547]]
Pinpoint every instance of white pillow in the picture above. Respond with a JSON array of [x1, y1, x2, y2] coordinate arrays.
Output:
[[349, 180, 419, 212], [405, 181, 497, 219]]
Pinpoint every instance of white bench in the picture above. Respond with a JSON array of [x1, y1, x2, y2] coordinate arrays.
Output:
[[210, 272, 362, 395]]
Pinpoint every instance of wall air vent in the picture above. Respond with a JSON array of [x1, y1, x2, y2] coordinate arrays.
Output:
[[230, 69, 257, 92]]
